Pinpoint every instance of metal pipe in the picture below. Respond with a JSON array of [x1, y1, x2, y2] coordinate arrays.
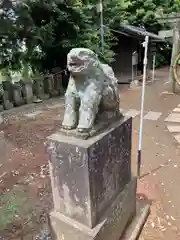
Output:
[[137, 36, 149, 177]]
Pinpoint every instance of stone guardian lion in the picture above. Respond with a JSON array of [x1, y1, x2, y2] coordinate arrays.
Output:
[[62, 48, 120, 134]]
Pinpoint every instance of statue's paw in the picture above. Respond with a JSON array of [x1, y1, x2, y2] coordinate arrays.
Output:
[[62, 124, 76, 130], [77, 128, 90, 133]]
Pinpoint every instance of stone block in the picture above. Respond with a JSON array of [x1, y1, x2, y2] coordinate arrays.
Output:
[[0, 114, 3, 123], [2, 81, 13, 102], [44, 74, 54, 95], [43, 74, 61, 97], [54, 72, 64, 95], [3, 100, 13, 110], [20, 80, 34, 104], [12, 89, 25, 106], [47, 116, 133, 230], [50, 178, 136, 240], [0, 105, 4, 112], [33, 78, 49, 100], [2, 91, 14, 110]]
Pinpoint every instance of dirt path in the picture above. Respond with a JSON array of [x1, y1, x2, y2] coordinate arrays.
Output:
[[0, 104, 64, 239]]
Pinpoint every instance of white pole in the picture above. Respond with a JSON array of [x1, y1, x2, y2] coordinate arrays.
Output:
[[152, 53, 156, 83], [137, 36, 149, 177]]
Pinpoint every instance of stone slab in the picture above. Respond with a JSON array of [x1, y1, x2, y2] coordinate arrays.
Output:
[[121, 201, 150, 240], [173, 108, 180, 112], [174, 134, 180, 144], [167, 125, 180, 133], [50, 178, 137, 240], [164, 113, 180, 123], [47, 117, 132, 228], [59, 114, 123, 140], [125, 109, 140, 118], [23, 84, 34, 103], [144, 111, 162, 121]]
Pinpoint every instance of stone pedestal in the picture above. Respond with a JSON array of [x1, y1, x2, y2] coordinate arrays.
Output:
[[43, 74, 58, 98], [44, 74, 55, 97], [46, 116, 142, 240], [0, 105, 4, 112], [54, 72, 64, 96], [20, 80, 34, 104], [2, 91, 14, 110], [12, 83, 25, 107], [33, 78, 49, 101], [2, 81, 13, 102]]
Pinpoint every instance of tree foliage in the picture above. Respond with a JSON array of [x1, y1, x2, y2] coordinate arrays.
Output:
[[122, 0, 180, 67], [1, 0, 180, 72], [0, 0, 125, 72], [123, 0, 180, 32]]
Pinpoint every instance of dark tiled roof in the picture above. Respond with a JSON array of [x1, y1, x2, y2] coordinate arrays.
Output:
[[120, 24, 165, 42]]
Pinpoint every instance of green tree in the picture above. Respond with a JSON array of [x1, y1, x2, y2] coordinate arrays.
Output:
[[0, 0, 125, 72], [123, 0, 180, 32], [1, 0, 180, 72]]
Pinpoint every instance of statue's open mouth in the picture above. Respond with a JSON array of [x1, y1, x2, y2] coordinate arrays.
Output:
[[68, 62, 85, 73]]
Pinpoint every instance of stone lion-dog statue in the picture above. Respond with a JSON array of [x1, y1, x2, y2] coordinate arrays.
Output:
[[62, 48, 121, 137]]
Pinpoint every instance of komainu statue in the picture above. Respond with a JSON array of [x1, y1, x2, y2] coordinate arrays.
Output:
[[61, 48, 121, 138]]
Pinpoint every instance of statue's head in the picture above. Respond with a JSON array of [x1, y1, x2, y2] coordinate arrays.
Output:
[[67, 48, 99, 75]]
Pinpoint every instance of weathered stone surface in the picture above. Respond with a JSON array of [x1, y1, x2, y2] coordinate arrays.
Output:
[[1, 91, 13, 110], [62, 48, 121, 136], [54, 72, 64, 95], [50, 178, 136, 240], [33, 78, 49, 100], [2, 81, 13, 102], [44, 74, 58, 97], [47, 116, 132, 228], [12, 82, 25, 106], [122, 201, 150, 240], [59, 114, 123, 140], [44, 72, 63, 98], [0, 114, 3, 123], [0, 105, 4, 112], [20, 80, 34, 104]]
